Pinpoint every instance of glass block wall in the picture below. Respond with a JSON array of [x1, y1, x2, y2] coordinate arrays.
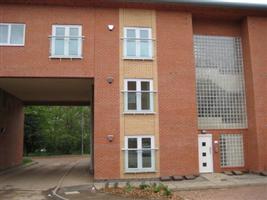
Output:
[[220, 134, 244, 167], [194, 35, 247, 129]]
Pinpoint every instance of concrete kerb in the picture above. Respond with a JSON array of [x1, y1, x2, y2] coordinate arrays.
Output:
[[0, 161, 38, 176], [90, 174, 267, 192]]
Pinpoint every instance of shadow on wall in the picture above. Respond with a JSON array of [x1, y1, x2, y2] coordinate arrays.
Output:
[[0, 89, 24, 170]]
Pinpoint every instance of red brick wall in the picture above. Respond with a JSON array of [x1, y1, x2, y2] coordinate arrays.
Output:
[[93, 8, 120, 180], [193, 18, 241, 36], [0, 92, 24, 170], [0, 4, 121, 179], [0, 4, 95, 78], [242, 17, 267, 172], [157, 11, 199, 176]]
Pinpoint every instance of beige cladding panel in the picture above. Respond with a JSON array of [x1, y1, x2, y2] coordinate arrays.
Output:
[[123, 61, 154, 78], [124, 115, 155, 134], [121, 9, 155, 29], [119, 8, 159, 179]]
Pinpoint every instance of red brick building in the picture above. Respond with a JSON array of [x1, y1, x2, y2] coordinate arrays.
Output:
[[0, 0, 266, 180]]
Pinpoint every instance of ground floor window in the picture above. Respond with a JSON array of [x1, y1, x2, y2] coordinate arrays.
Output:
[[220, 134, 244, 167], [124, 136, 155, 173]]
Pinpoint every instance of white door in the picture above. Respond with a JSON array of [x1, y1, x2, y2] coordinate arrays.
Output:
[[198, 134, 213, 173]]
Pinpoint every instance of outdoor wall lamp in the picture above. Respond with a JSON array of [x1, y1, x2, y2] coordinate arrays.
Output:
[[106, 76, 114, 84], [107, 24, 114, 31], [201, 130, 207, 134], [107, 134, 114, 142], [0, 127, 7, 135]]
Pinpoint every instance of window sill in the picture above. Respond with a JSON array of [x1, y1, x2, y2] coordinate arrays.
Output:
[[123, 112, 155, 115], [0, 44, 25, 47], [124, 170, 157, 174], [49, 56, 83, 59], [123, 57, 154, 61]]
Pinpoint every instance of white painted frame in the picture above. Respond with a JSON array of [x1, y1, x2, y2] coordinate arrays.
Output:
[[124, 79, 154, 113], [124, 135, 155, 173], [50, 25, 83, 58], [0, 23, 26, 46], [123, 27, 153, 59]]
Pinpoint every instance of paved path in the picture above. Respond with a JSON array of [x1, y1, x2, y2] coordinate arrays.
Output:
[[176, 185, 267, 200]]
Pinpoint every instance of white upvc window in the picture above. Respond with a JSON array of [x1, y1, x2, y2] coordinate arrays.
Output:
[[124, 136, 155, 173], [50, 25, 83, 58], [123, 27, 153, 59], [0, 23, 25, 46], [124, 79, 154, 113]]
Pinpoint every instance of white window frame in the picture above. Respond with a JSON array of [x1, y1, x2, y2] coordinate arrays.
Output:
[[124, 79, 154, 114], [50, 25, 83, 59], [124, 135, 156, 173], [123, 27, 153, 60], [0, 23, 26, 46]]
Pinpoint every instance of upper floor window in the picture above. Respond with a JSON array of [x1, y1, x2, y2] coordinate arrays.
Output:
[[124, 79, 154, 113], [124, 136, 155, 173], [50, 25, 83, 58], [123, 27, 153, 59], [0, 23, 25, 46]]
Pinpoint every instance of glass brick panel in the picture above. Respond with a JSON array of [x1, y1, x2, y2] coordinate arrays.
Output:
[[220, 134, 244, 167], [194, 35, 247, 129]]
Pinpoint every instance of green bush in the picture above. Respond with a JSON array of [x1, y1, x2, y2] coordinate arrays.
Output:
[[124, 182, 133, 192], [139, 182, 150, 190]]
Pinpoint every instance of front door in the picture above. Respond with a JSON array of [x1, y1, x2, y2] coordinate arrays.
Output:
[[198, 134, 213, 173]]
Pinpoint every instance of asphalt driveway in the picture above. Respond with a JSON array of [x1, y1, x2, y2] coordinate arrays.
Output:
[[0, 155, 92, 190], [0, 155, 92, 200]]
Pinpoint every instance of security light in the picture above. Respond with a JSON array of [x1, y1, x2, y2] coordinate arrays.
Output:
[[107, 24, 114, 31]]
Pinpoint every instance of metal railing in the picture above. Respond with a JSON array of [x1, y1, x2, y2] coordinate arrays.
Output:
[[121, 38, 155, 59], [48, 35, 84, 58]]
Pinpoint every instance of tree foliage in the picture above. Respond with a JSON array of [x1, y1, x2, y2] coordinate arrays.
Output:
[[24, 106, 91, 156]]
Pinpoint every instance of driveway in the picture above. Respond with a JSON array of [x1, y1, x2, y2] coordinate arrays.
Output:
[[0, 155, 93, 200]]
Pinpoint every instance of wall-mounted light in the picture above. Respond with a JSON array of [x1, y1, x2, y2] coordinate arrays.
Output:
[[106, 77, 114, 84], [107, 24, 114, 31], [201, 130, 207, 134], [107, 134, 114, 142], [0, 128, 6, 135]]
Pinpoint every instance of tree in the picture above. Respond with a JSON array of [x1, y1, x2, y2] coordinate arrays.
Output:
[[24, 106, 91, 155]]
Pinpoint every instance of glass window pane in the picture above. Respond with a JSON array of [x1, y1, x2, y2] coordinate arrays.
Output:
[[69, 39, 79, 55], [128, 81, 136, 91], [128, 92, 137, 110], [0, 25, 8, 44], [140, 40, 149, 57], [55, 27, 65, 36], [55, 39, 64, 55], [142, 138, 151, 148], [142, 150, 152, 168], [128, 138, 137, 149], [69, 28, 79, 36], [127, 29, 136, 38], [10, 24, 24, 44], [128, 150, 138, 168], [140, 30, 149, 39], [141, 92, 150, 110], [126, 39, 136, 57], [141, 82, 150, 91]]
